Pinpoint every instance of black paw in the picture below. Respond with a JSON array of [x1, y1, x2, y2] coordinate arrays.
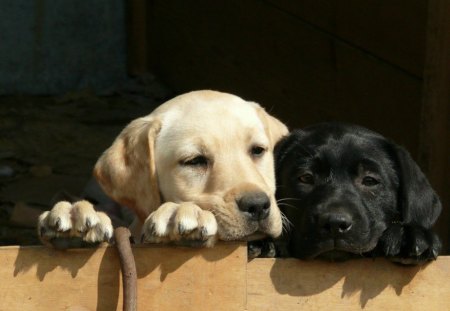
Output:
[[378, 224, 441, 265], [248, 239, 277, 259]]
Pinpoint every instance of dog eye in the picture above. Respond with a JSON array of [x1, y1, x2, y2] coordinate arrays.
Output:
[[298, 173, 314, 184], [362, 176, 379, 186], [250, 146, 266, 157], [182, 156, 208, 166]]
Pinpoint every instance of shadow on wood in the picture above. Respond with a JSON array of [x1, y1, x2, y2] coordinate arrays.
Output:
[[247, 257, 449, 310], [267, 258, 420, 307], [2, 243, 246, 311], [1, 243, 449, 310], [12, 245, 121, 310], [133, 242, 241, 281]]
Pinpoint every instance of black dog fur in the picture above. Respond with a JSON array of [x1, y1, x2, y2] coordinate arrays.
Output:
[[266, 122, 441, 265]]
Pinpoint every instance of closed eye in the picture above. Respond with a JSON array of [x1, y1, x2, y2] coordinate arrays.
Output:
[[181, 155, 208, 166], [361, 176, 380, 186], [250, 145, 267, 158]]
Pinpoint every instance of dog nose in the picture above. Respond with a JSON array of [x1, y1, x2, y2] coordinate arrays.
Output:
[[237, 192, 271, 221], [318, 212, 353, 236]]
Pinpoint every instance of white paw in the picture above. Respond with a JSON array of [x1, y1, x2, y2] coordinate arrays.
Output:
[[142, 202, 218, 247], [38, 200, 113, 247]]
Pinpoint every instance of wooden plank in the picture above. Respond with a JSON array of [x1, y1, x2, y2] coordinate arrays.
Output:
[[266, 0, 427, 77], [0, 243, 247, 311], [247, 257, 450, 311], [419, 0, 450, 253], [1, 244, 449, 310], [126, 0, 149, 75], [148, 0, 422, 154]]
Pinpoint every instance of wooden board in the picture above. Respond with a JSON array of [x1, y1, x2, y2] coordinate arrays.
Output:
[[0, 244, 449, 310], [0, 243, 246, 311], [247, 257, 450, 311], [126, 0, 149, 75], [419, 0, 450, 253], [266, 0, 427, 77]]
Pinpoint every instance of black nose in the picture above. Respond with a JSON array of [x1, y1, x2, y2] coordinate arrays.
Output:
[[237, 192, 271, 221], [318, 212, 353, 236]]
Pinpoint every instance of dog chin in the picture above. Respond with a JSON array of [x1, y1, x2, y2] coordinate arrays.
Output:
[[242, 231, 268, 241], [245, 217, 283, 240], [217, 213, 281, 241]]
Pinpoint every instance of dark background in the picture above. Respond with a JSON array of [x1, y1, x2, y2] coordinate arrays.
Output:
[[0, 0, 448, 253]]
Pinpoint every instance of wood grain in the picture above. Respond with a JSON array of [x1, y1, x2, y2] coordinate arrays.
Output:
[[1, 244, 449, 310], [246, 257, 450, 311], [266, 0, 427, 77], [126, 0, 149, 75], [0, 243, 246, 311], [419, 0, 450, 253]]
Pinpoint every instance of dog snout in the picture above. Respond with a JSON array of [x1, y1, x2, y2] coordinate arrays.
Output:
[[237, 192, 270, 221], [318, 211, 353, 236]]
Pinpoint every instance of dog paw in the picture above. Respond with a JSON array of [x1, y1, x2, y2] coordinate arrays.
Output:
[[141, 202, 218, 247], [378, 224, 441, 265], [248, 239, 277, 259], [38, 200, 113, 249]]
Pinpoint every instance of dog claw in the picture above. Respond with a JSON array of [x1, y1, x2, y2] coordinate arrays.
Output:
[[178, 224, 187, 235], [431, 248, 438, 259], [178, 223, 197, 236], [145, 222, 156, 236], [54, 218, 61, 230], [200, 227, 208, 239], [384, 245, 396, 257], [104, 232, 110, 241], [409, 245, 421, 257]]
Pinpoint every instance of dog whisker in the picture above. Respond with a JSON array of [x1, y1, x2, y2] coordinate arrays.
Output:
[[277, 197, 302, 202], [277, 202, 297, 209], [280, 211, 293, 233]]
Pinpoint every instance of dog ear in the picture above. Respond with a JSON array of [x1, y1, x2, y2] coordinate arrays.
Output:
[[254, 105, 289, 146], [274, 130, 306, 172], [94, 116, 162, 222], [391, 144, 442, 228]]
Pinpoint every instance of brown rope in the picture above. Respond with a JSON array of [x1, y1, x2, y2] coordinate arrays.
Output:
[[114, 227, 137, 311]]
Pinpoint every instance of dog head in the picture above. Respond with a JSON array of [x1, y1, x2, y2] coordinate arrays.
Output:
[[275, 123, 441, 260], [94, 90, 288, 241]]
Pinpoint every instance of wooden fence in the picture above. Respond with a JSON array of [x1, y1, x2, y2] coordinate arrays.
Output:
[[0, 243, 449, 310]]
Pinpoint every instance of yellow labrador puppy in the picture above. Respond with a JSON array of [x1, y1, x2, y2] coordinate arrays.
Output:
[[38, 90, 288, 247]]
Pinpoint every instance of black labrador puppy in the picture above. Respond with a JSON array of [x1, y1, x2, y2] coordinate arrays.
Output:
[[266, 122, 442, 265]]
